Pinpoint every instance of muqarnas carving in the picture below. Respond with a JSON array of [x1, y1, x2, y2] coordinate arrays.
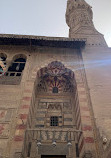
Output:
[[37, 61, 76, 93]]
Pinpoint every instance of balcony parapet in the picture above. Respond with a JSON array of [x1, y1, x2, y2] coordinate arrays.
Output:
[[25, 128, 82, 142], [0, 72, 22, 85]]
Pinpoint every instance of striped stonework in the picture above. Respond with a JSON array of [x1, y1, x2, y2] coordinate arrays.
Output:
[[10, 81, 35, 156], [35, 101, 74, 128], [10, 59, 98, 158], [75, 79, 97, 157]]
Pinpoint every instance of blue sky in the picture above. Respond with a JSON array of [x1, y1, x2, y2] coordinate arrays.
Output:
[[0, 0, 111, 46]]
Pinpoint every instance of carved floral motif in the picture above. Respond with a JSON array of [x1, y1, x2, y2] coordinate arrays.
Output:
[[0, 124, 9, 137]]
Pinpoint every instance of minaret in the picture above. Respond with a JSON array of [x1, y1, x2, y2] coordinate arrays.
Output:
[[66, 0, 107, 46]]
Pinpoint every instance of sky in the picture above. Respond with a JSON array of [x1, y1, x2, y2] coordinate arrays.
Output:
[[0, 0, 111, 47]]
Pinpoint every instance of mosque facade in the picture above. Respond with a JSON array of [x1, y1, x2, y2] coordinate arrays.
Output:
[[0, 0, 111, 158]]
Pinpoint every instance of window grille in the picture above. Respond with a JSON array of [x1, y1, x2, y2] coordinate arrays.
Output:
[[50, 116, 58, 126], [52, 87, 58, 93]]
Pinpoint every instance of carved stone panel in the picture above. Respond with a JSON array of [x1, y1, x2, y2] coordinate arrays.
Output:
[[0, 124, 9, 137]]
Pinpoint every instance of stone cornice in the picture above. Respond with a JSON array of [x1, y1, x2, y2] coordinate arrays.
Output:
[[0, 34, 86, 49]]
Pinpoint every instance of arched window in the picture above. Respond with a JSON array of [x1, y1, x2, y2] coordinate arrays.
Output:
[[0, 54, 27, 85], [6, 55, 26, 77]]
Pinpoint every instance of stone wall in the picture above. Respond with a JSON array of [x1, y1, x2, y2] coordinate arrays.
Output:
[[82, 46, 111, 155], [0, 44, 104, 158]]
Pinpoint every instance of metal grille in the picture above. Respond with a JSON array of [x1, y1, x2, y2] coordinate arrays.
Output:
[[52, 87, 58, 93], [50, 116, 58, 126]]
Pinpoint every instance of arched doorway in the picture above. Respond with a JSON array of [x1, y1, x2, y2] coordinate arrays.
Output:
[[24, 61, 81, 158]]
